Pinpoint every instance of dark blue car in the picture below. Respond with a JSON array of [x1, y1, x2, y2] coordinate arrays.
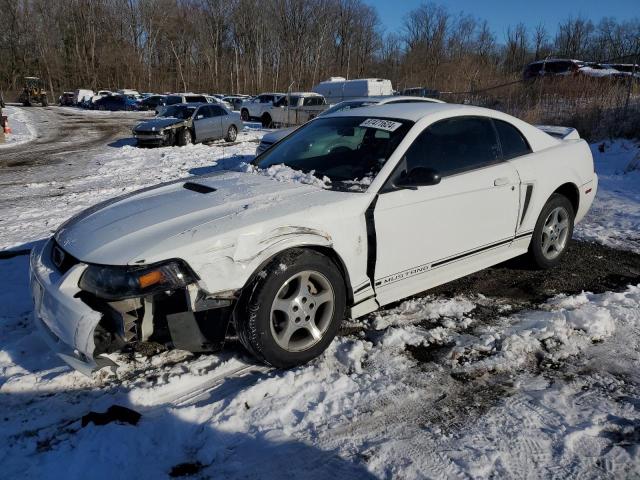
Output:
[[91, 94, 139, 111]]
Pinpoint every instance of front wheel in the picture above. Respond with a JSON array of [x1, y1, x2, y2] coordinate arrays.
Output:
[[225, 125, 238, 142], [240, 109, 250, 121], [235, 249, 346, 368], [176, 128, 193, 146], [526, 193, 575, 269]]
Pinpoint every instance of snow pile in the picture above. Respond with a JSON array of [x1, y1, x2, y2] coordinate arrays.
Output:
[[372, 295, 475, 330], [449, 289, 626, 375], [0, 105, 37, 147], [243, 162, 331, 189], [575, 140, 640, 253]]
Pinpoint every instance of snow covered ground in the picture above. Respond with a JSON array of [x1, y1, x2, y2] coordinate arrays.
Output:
[[0, 105, 37, 148], [0, 109, 639, 478]]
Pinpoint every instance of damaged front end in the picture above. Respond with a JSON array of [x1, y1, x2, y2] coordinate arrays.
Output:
[[30, 239, 235, 375]]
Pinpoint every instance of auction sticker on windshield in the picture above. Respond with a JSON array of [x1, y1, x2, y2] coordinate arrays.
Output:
[[359, 118, 403, 132]]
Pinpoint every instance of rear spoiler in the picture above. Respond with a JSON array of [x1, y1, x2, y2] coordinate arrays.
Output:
[[535, 125, 580, 140]]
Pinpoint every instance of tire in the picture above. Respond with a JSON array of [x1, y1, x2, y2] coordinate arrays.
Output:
[[240, 109, 250, 121], [225, 125, 238, 142], [41, 95, 48, 107], [261, 113, 272, 128], [176, 128, 193, 146], [234, 249, 346, 368], [526, 193, 575, 269]]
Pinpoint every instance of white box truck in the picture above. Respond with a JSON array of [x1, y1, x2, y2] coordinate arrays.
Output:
[[312, 77, 393, 104]]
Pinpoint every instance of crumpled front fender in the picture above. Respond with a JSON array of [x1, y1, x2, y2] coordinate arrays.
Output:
[[194, 225, 333, 295]]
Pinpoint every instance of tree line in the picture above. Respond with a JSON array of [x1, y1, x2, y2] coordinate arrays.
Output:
[[0, 0, 638, 97]]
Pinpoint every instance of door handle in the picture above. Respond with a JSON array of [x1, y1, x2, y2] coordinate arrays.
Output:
[[494, 177, 510, 186]]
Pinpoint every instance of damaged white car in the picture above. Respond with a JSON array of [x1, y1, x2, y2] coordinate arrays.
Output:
[[30, 103, 597, 375]]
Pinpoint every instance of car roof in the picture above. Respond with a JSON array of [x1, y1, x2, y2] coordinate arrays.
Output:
[[324, 102, 465, 121], [376, 95, 443, 104], [325, 102, 559, 152], [285, 92, 323, 97]]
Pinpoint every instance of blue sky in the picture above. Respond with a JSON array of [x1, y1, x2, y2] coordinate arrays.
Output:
[[364, 0, 638, 42]]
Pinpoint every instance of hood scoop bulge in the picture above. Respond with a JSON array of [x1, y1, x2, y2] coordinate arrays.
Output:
[[183, 182, 217, 194]]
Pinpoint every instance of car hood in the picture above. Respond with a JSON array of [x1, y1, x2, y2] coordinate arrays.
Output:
[[135, 117, 185, 131], [54, 171, 328, 265], [261, 127, 296, 145]]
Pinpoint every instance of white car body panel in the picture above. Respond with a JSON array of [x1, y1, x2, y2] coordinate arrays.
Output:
[[373, 161, 521, 306], [30, 102, 597, 373]]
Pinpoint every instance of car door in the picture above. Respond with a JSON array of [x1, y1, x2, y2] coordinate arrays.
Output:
[[192, 106, 214, 141], [208, 106, 225, 139], [373, 116, 521, 305]]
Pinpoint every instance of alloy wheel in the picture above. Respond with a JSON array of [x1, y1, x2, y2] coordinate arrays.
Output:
[[541, 206, 570, 260], [269, 270, 335, 352]]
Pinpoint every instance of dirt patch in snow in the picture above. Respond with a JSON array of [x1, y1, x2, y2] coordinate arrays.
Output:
[[429, 240, 640, 306]]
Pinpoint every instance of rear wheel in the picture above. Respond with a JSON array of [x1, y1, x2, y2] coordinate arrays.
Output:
[[225, 125, 238, 142], [41, 95, 48, 107], [526, 193, 575, 269], [176, 128, 193, 146], [261, 113, 273, 128], [234, 249, 346, 368]]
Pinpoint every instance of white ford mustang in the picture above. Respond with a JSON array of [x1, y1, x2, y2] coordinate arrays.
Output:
[[30, 103, 597, 374]]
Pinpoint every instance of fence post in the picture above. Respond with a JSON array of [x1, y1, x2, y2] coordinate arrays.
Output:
[[623, 38, 640, 119]]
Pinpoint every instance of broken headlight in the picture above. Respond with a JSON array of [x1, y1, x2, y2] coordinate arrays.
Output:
[[79, 260, 196, 300]]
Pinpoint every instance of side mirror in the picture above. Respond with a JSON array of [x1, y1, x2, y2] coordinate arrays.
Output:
[[394, 167, 441, 190]]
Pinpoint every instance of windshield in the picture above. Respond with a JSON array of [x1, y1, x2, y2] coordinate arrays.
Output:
[[253, 116, 412, 187], [159, 105, 195, 119]]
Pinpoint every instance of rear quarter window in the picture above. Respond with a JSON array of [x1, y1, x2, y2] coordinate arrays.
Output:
[[493, 119, 532, 160]]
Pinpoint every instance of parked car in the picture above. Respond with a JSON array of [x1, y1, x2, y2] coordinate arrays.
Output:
[[139, 95, 167, 111], [204, 95, 233, 110], [74, 89, 95, 105], [312, 77, 394, 103], [602, 63, 639, 75], [240, 92, 284, 121], [91, 94, 139, 111], [262, 92, 327, 127], [132, 103, 242, 147], [256, 96, 445, 155], [58, 92, 75, 106], [222, 95, 246, 111], [90, 90, 112, 104], [578, 62, 627, 79], [156, 93, 210, 114], [523, 59, 582, 80], [30, 102, 597, 375], [117, 89, 141, 99]]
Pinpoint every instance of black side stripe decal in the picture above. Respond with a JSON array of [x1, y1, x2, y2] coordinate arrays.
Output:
[[351, 294, 377, 307], [376, 232, 534, 286], [520, 185, 534, 226], [353, 283, 371, 295]]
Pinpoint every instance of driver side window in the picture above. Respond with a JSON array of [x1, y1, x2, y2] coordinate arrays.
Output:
[[196, 106, 212, 119], [404, 117, 501, 177]]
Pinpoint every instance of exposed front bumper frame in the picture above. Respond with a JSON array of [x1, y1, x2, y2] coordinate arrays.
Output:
[[30, 239, 110, 375]]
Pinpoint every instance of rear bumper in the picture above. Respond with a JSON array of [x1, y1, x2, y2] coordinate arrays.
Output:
[[29, 239, 107, 375]]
